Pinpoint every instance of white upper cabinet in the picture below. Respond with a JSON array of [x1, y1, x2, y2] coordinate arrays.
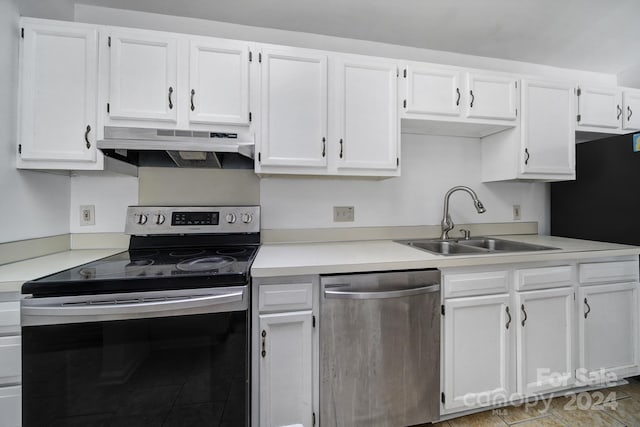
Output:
[[17, 19, 102, 170], [520, 79, 575, 177], [466, 73, 518, 121], [482, 78, 576, 182], [404, 65, 462, 117], [257, 47, 328, 169], [188, 38, 250, 125], [576, 86, 622, 129], [622, 89, 640, 131], [107, 29, 178, 122], [333, 57, 399, 174], [255, 48, 400, 176], [400, 66, 518, 138]]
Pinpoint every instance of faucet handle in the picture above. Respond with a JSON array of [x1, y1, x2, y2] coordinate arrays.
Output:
[[459, 229, 471, 240]]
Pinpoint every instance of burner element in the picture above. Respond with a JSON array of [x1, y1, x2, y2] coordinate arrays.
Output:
[[169, 249, 206, 258], [176, 256, 236, 272], [216, 248, 247, 256]]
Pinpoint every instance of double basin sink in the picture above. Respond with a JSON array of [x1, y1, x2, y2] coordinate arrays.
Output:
[[396, 237, 559, 256]]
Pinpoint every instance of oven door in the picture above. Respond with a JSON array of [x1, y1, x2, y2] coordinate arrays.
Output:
[[21, 286, 249, 427]]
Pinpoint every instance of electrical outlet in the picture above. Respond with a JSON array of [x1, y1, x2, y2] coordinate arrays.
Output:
[[333, 206, 354, 222], [80, 205, 95, 226], [513, 205, 521, 221]]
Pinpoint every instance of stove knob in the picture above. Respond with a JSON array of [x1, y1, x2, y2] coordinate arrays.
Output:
[[241, 213, 253, 224], [137, 214, 148, 225], [226, 213, 237, 224], [155, 214, 166, 225]]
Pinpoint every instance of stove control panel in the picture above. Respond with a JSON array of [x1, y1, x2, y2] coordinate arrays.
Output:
[[125, 206, 260, 235]]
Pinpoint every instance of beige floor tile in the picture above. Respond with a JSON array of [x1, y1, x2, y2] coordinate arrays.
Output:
[[431, 422, 451, 427], [494, 400, 553, 424], [615, 380, 640, 402], [598, 396, 640, 426], [551, 401, 625, 427], [509, 415, 566, 426], [447, 410, 508, 427]]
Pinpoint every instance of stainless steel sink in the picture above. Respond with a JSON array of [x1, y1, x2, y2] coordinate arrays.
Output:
[[458, 238, 558, 252], [396, 237, 558, 256], [406, 241, 488, 255]]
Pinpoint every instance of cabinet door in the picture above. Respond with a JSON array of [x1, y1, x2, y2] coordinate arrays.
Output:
[[188, 39, 250, 125], [334, 57, 399, 172], [19, 22, 98, 163], [520, 79, 575, 176], [466, 73, 518, 121], [259, 48, 328, 168], [259, 311, 313, 427], [108, 30, 178, 122], [577, 86, 622, 129], [443, 294, 512, 412], [0, 386, 21, 427], [579, 282, 639, 381], [622, 90, 640, 131], [516, 288, 574, 396], [404, 65, 462, 117]]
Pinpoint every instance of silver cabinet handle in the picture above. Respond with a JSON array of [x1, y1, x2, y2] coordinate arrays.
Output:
[[322, 137, 326, 158], [456, 88, 461, 106], [261, 329, 267, 358], [628, 106, 633, 122], [521, 304, 527, 327], [324, 284, 440, 300], [505, 306, 511, 329], [84, 125, 91, 149], [22, 290, 242, 317], [168, 86, 174, 109], [524, 148, 530, 165], [190, 89, 195, 111], [617, 104, 622, 120], [339, 138, 344, 159], [470, 90, 475, 108], [584, 298, 591, 319]]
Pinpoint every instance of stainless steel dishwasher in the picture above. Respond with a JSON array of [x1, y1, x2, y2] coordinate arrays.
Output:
[[320, 269, 440, 427]]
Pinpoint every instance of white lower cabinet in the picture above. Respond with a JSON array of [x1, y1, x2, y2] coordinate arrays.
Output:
[[515, 288, 574, 395], [0, 386, 21, 427], [578, 282, 639, 381], [442, 294, 512, 412], [259, 311, 313, 427], [443, 258, 640, 417]]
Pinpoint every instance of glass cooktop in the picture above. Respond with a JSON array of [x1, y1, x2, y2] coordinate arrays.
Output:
[[22, 245, 259, 297]]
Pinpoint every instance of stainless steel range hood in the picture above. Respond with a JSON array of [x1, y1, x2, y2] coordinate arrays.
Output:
[[97, 126, 255, 169]]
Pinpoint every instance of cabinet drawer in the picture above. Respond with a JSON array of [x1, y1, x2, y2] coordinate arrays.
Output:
[[579, 261, 639, 284], [515, 265, 573, 291], [259, 283, 313, 312], [443, 270, 509, 298], [0, 336, 20, 385], [0, 302, 20, 334]]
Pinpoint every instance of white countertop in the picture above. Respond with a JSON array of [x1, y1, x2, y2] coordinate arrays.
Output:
[[0, 249, 125, 294], [251, 235, 640, 277]]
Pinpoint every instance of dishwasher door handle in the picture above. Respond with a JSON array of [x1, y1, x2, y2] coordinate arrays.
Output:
[[324, 284, 440, 300]]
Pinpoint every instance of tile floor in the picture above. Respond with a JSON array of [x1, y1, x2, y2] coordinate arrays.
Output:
[[434, 377, 640, 426]]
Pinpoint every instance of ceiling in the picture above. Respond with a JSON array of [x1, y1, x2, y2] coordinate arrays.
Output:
[[77, 0, 640, 74]]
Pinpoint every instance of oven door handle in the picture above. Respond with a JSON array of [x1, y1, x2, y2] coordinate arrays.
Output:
[[22, 290, 244, 318]]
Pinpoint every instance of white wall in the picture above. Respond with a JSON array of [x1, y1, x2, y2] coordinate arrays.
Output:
[[261, 134, 550, 233], [69, 173, 138, 234], [75, 5, 616, 87], [0, 0, 71, 244], [618, 62, 640, 89]]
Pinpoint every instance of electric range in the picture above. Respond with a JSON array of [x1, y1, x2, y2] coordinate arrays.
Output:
[[21, 206, 259, 427]]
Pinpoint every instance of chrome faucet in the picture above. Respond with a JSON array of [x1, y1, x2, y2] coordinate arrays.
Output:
[[440, 186, 486, 240]]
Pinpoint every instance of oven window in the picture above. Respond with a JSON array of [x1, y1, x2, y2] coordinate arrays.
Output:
[[22, 311, 248, 427]]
